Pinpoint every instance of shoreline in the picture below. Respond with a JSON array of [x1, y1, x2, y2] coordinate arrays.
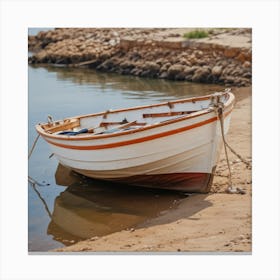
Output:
[[28, 28, 252, 87], [52, 86, 252, 253]]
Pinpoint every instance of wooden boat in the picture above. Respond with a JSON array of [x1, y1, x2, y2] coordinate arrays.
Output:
[[36, 89, 235, 192]]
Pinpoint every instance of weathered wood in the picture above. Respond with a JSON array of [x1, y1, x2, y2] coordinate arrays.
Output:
[[95, 120, 138, 134], [143, 111, 196, 118], [99, 121, 147, 127], [45, 119, 80, 133]]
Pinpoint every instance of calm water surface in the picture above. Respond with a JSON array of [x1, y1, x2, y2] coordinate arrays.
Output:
[[28, 64, 224, 251]]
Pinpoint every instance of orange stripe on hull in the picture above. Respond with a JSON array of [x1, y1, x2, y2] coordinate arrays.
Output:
[[44, 113, 227, 150]]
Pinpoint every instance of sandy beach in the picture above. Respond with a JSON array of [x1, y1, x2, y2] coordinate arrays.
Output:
[[53, 86, 251, 253]]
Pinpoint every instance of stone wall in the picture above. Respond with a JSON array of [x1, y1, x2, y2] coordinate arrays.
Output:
[[28, 28, 252, 87]]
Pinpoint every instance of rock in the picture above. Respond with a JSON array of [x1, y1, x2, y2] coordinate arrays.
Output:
[[242, 72, 251, 79], [175, 72, 186, 81], [167, 64, 185, 79], [224, 48, 239, 58], [160, 62, 171, 73], [80, 247, 91, 251], [243, 61, 251, 68], [90, 236, 99, 241], [184, 74, 193, 81], [135, 61, 160, 77], [231, 68, 244, 77], [130, 68, 142, 76], [119, 60, 135, 70], [222, 75, 236, 84], [142, 61, 160, 72], [188, 54, 197, 64], [155, 58, 164, 66], [179, 58, 188, 65], [192, 66, 211, 83], [236, 52, 247, 62], [112, 31, 119, 37], [184, 66, 198, 75], [109, 39, 117, 46], [159, 71, 168, 79], [211, 65, 223, 76], [194, 50, 204, 58]]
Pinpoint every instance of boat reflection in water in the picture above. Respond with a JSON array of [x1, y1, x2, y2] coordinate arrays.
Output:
[[47, 164, 187, 246]]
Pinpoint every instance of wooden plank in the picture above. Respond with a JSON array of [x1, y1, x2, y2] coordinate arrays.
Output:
[[95, 120, 138, 134], [143, 111, 196, 118], [45, 119, 80, 133], [99, 121, 147, 127]]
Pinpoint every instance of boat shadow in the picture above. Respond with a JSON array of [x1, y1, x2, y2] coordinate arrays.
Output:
[[47, 164, 212, 246]]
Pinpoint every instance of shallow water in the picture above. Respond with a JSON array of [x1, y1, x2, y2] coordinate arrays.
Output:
[[28, 64, 224, 251]]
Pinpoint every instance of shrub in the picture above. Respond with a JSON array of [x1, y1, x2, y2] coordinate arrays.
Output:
[[183, 30, 208, 39]]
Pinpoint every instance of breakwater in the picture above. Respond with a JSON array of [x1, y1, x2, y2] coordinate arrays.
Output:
[[28, 28, 252, 87]]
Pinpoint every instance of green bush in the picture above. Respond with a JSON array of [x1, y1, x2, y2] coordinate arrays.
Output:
[[183, 30, 208, 39]]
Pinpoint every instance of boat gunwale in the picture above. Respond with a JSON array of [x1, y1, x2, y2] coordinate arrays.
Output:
[[36, 92, 235, 141], [43, 109, 233, 150]]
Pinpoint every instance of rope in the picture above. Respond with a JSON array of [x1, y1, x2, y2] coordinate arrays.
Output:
[[28, 132, 51, 187], [216, 105, 251, 169], [28, 175, 45, 187], [215, 100, 247, 194], [29, 179, 52, 218], [217, 105, 233, 191], [28, 133, 40, 159], [225, 142, 251, 169]]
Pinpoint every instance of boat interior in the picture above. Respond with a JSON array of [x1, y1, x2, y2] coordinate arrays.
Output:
[[40, 93, 228, 137]]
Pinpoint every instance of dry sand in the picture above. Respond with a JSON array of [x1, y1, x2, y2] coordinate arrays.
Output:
[[53, 87, 252, 253]]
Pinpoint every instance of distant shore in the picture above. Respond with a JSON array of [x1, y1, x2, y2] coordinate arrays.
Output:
[[53, 86, 252, 253], [28, 28, 252, 87]]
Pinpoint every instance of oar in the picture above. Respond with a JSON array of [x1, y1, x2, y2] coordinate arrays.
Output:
[[95, 120, 138, 134]]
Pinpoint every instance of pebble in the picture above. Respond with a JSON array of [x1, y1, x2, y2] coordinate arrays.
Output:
[[90, 236, 99, 241], [80, 247, 91, 251]]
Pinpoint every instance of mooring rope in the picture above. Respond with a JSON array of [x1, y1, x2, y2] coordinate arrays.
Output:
[[28, 132, 51, 187], [214, 98, 249, 194], [224, 142, 251, 169], [29, 179, 52, 218], [217, 104, 233, 188], [28, 133, 40, 159]]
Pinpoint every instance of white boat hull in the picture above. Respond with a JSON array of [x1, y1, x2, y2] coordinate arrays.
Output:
[[36, 91, 234, 192]]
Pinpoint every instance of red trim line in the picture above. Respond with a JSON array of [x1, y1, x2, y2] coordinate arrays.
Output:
[[109, 172, 212, 192]]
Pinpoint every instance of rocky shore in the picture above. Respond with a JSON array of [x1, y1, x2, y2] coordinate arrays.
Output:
[[28, 28, 252, 87]]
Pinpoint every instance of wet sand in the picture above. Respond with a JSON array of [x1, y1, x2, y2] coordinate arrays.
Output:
[[53, 86, 252, 253]]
